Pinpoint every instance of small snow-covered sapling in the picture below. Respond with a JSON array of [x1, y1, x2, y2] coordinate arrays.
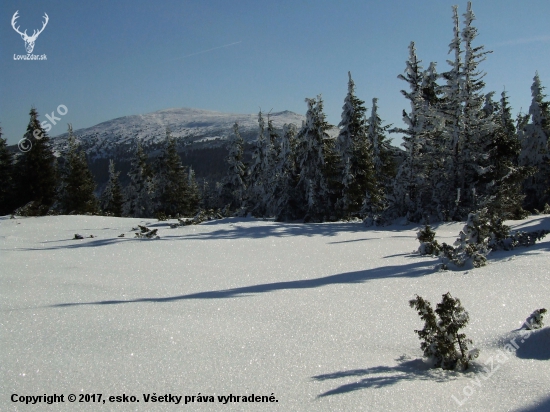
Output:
[[417, 224, 441, 256], [409, 292, 479, 370]]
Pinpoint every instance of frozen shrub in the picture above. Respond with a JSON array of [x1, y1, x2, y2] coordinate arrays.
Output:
[[525, 308, 547, 330], [424, 208, 549, 270], [417, 224, 441, 256], [156, 212, 169, 221], [134, 225, 159, 239], [409, 293, 479, 370], [451, 210, 491, 268]]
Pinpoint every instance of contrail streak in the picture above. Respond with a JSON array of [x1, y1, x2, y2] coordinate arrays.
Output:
[[493, 35, 550, 47], [169, 41, 242, 61]]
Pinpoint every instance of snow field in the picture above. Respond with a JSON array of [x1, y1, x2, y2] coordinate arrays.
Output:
[[1, 215, 549, 411]]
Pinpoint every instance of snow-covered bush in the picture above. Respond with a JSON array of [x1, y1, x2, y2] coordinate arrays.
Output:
[[134, 225, 159, 239], [417, 224, 441, 256], [169, 209, 225, 228], [534, 204, 550, 215], [14, 201, 49, 217], [450, 210, 491, 268], [156, 212, 169, 221], [422, 209, 492, 268], [421, 208, 550, 269], [525, 308, 547, 330], [493, 229, 550, 250], [409, 293, 479, 370]]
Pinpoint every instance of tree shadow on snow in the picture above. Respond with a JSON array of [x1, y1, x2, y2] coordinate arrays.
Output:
[[312, 357, 453, 397], [50, 260, 436, 308], [487, 239, 550, 264], [5, 220, 421, 252], [515, 327, 550, 361], [170, 221, 372, 240], [514, 395, 550, 412], [508, 216, 550, 232], [7, 236, 134, 251]]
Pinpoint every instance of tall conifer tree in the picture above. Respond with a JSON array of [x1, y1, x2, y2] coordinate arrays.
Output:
[[273, 123, 298, 221], [247, 111, 270, 216], [59, 124, 98, 214], [0, 127, 16, 215], [520, 73, 550, 210], [124, 141, 155, 218], [441, 2, 493, 219], [364, 98, 394, 216], [224, 122, 247, 210], [483, 92, 530, 219], [295, 95, 338, 221], [336, 72, 376, 216], [14, 108, 57, 215], [153, 129, 190, 217], [100, 159, 124, 216], [391, 42, 430, 221]]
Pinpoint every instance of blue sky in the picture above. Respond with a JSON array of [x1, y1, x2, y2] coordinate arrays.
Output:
[[1, 0, 549, 146]]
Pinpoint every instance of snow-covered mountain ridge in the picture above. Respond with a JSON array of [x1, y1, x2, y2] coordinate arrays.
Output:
[[50, 107, 305, 161]]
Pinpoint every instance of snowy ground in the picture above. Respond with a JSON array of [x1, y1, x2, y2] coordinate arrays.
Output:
[[1, 214, 549, 411]]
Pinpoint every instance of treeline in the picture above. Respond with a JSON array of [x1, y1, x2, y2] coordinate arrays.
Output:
[[1, 2, 548, 223], [0, 112, 200, 218], [217, 2, 550, 223]]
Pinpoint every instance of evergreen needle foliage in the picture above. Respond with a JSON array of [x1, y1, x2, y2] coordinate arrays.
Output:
[[59, 125, 98, 215], [409, 293, 479, 370], [14, 108, 57, 216], [417, 224, 441, 256], [417, 208, 550, 269], [0, 127, 16, 215], [100, 159, 124, 216]]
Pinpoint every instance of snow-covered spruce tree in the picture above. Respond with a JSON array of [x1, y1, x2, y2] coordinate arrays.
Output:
[[394, 42, 449, 222], [482, 91, 531, 219], [438, 5, 464, 220], [441, 208, 492, 268], [264, 115, 280, 216], [363, 98, 394, 219], [417, 224, 441, 256], [294, 96, 339, 222], [124, 141, 155, 218], [439, 3, 494, 220], [187, 166, 200, 214], [419, 62, 450, 221], [100, 159, 124, 217], [410, 293, 478, 370], [273, 123, 298, 221], [59, 124, 98, 215], [0, 127, 16, 215], [520, 73, 550, 211], [223, 122, 247, 210], [391, 43, 436, 222], [152, 129, 191, 217], [200, 178, 224, 210], [247, 111, 271, 216], [336, 72, 377, 218], [14, 108, 57, 215], [458, 2, 494, 213]]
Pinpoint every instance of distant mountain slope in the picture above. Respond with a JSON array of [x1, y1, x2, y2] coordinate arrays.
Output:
[[51, 107, 306, 162], [45, 107, 398, 189]]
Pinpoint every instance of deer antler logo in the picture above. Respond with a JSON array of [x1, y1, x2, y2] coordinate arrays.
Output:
[[11, 11, 49, 54]]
